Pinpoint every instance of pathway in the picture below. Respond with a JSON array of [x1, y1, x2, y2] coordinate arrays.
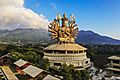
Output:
[[2, 66, 18, 80]]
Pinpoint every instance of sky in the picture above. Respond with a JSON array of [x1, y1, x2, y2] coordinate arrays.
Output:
[[0, 0, 120, 40], [24, 0, 120, 40]]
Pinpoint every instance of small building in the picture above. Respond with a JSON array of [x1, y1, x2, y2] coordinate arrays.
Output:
[[14, 59, 30, 74], [23, 65, 47, 80], [0, 54, 11, 66], [43, 75, 60, 80], [106, 56, 120, 76]]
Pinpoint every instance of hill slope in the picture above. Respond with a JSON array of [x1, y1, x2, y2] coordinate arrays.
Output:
[[76, 30, 120, 45], [0, 28, 49, 42]]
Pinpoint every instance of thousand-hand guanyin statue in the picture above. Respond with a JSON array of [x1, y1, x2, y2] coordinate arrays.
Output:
[[48, 13, 78, 43]]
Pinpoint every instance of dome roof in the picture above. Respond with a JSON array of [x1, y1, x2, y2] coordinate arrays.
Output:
[[44, 43, 87, 51]]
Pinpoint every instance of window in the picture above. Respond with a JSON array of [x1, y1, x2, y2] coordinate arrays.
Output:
[[76, 66, 83, 68], [113, 71, 120, 75], [113, 60, 119, 64], [54, 63, 61, 66], [113, 66, 120, 69], [79, 51, 84, 53], [59, 51, 65, 54], [45, 50, 52, 53], [67, 51, 73, 54], [85, 61, 88, 64]]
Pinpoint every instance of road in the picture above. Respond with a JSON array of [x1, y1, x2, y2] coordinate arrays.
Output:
[[0, 67, 7, 80]]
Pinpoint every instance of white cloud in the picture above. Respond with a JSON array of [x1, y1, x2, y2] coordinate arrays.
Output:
[[0, 0, 24, 7], [0, 0, 49, 30]]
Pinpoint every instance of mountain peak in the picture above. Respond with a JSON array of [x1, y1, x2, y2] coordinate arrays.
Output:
[[80, 30, 98, 34], [76, 30, 120, 45]]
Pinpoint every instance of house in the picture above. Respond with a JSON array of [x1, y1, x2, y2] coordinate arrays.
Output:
[[14, 59, 30, 74], [23, 65, 47, 80], [43, 75, 60, 80], [0, 53, 11, 66], [106, 56, 120, 76]]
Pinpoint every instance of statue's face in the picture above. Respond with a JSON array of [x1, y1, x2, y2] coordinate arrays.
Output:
[[63, 14, 66, 18]]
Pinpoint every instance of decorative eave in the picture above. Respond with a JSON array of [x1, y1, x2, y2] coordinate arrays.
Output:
[[44, 43, 87, 51], [108, 56, 120, 60]]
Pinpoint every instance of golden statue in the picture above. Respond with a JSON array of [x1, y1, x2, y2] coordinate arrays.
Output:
[[48, 14, 78, 43], [61, 14, 68, 27]]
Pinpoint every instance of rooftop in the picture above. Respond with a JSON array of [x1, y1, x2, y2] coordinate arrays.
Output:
[[44, 43, 87, 51], [23, 65, 44, 78], [14, 59, 28, 67], [43, 75, 60, 80], [0, 53, 9, 59], [108, 56, 120, 60]]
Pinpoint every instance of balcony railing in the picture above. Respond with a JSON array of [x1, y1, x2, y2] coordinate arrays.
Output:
[[44, 52, 87, 57]]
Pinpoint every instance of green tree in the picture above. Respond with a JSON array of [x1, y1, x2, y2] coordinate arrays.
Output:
[[59, 64, 75, 80], [58, 64, 91, 80], [24, 51, 41, 63], [81, 70, 91, 80], [73, 70, 82, 80], [39, 58, 50, 70], [9, 51, 24, 61]]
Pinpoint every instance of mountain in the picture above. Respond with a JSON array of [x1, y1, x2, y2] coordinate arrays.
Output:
[[0, 30, 9, 38], [76, 30, 120, 45], [0, 28, 49, 42], [0, 28, 120, 45]]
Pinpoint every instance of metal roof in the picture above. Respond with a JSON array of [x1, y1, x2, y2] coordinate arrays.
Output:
[[14, 59, 28, 67], [44, 43, 87, 51], [43, 75, 60, 80], [0, 54, 9, 59], [23, 65, 44, 78]]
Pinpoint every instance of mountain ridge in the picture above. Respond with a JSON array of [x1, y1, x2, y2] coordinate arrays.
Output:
[[76, 30, 120, 45], [0, 28, 120, 45], [0, 28, 49, 42]]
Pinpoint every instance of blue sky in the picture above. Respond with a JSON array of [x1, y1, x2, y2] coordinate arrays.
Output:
[[24, 0, 120, 39]]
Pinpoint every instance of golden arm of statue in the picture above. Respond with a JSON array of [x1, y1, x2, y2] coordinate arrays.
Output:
[[48, 29, 57, 34]]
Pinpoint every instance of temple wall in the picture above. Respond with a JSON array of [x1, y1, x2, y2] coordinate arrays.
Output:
[[44, 52, 90, 69]]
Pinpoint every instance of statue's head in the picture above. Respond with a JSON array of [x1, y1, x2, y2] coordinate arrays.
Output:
[[63, 13, 66, 18]]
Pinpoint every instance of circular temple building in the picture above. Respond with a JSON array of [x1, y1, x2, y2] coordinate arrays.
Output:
[[44, 14, 90, 70]]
